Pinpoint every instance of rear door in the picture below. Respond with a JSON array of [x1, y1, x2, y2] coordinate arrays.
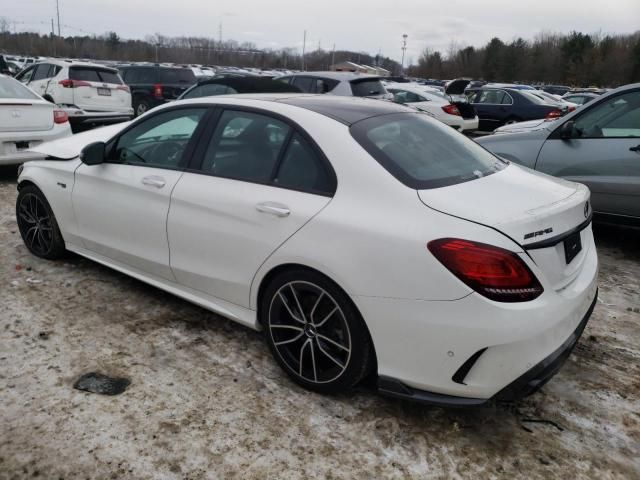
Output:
[[536, 88, 640, 220], [471, 89, 512, 130], [168, 107, 336, 307], [69, 66, 130, 112], [72, 106, 209, 279]]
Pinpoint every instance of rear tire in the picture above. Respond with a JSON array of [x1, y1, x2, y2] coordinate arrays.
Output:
[[504, 117, 520, 125], [134, 98, 151, 117], [261, 269, 374, 394], [16, 185, 66, 260]]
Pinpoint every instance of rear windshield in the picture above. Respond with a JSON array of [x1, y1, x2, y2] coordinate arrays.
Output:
[[70, 67, 123, 84], [159, 68, 196, 84], [350, 79, 385, 97], [0, 76, 40, 100], [519, 90, 551, 105], [350, 113, 505, 189]]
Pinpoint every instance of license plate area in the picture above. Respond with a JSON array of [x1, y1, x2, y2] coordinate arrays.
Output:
[[15, 141, 29, 150], [564, 231, 582, 264], [97, 88, 111, 96]]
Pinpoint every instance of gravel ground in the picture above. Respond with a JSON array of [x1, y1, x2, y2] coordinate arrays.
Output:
[[1, 165, 639, 479]]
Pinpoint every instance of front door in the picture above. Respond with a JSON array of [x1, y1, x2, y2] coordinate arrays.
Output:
[[536, 89, 640, 220], [72, 106, 208, 279]]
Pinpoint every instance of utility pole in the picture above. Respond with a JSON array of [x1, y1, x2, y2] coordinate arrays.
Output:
[[155, 44, 158, 63], [331, 43, 335, 68], [51, 18, 56, 56], [301, 30, 306, 71], [401, 34, 408, 74], [56, 0, 61, 37]]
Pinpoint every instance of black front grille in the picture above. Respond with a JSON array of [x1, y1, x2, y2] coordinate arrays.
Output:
[[454, 102, 476, 120]]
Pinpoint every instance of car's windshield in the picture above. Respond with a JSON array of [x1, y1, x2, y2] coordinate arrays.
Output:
[[351, 113, 506, 189], [160, 68, 196, 84], [0, 76, 40, 100]]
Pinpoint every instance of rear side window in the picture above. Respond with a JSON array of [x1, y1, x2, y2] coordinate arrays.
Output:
[[291, 76, 313, 93], [351, 113, 505, 189], [201, 110, 291, 183], [122, 67, 156, 84], [274, 133, 335, 194], [350, 79, 385, 97], [159, 68, 196, 84]]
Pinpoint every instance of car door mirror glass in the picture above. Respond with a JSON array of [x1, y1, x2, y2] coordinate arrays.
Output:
[[80, 142, 106, 165]]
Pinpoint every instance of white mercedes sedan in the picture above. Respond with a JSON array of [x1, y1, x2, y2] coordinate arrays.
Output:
[[16, 95, 598, 406], [0, 74, 72, 165]]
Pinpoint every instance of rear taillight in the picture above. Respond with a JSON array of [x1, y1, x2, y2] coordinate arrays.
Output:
[[153, 84, 163, 98], [53, 109, 68, 124], [545, 109, 563, 119], [427, 238, 543, 302], [58, 79, 91, 88], [441, 104, 461, 116], [116, 85, 130, 93]]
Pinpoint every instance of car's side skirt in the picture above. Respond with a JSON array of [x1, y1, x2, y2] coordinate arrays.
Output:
[[66, 242, 260, 330]]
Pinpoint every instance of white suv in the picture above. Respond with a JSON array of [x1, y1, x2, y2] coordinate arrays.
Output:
[[15, 60, 133, 128]]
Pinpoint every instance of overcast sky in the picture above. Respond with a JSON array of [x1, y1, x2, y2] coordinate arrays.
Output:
[[7, 0, 640, 63]]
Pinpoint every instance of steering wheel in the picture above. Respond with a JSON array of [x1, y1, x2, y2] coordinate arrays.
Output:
[[150, 141, 184, 165]]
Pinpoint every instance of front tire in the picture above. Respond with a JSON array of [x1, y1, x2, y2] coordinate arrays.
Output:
[[261, 269, 373, 394], [16, 185, 66, 259]]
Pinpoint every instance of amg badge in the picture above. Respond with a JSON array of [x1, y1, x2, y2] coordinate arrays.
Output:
[[524, 227, 553, 240]]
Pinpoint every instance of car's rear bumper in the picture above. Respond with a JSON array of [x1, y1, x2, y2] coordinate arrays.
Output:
[[63, 107, 134, 125], [0, 123, 72, 165], [377, 291, 597, 406]]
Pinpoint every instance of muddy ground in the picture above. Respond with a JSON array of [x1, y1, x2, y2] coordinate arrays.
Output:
[[0, 165, 638, 479]]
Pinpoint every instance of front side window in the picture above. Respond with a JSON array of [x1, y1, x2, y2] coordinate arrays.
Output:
[[292, 76, 314, 93], [274, 133, 335, 194], [351, 113, 505, 189], [112, 108, 206, 168], [15, 66, 35, 83], [572, 91, 640, 138], [201, 110, 291, 183], [475, 90, 510, 105]]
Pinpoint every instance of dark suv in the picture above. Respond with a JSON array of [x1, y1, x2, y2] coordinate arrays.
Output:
[[118, 65, 197, 116]]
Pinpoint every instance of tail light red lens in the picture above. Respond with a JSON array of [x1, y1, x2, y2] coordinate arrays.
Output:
[[545, 109, 563, 119], [153, 84, 163, 98], [58, 79, 91, 88], [427, 238, 543, 302], [441, 104, 461, 116], [53, 109, 68, 124]]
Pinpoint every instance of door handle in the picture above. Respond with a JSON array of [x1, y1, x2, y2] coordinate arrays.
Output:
[[256, 202, 290, 217], [141, 176, 166, 188], [630, 145, 640, 153]]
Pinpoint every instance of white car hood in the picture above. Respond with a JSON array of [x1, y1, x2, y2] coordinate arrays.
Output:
[[418, 163, 589, 249], [27, 121, 131, 159]]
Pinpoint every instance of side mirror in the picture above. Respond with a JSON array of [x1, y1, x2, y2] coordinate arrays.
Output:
[[80, 141, 106, 165], [559, 120, 575, 140]]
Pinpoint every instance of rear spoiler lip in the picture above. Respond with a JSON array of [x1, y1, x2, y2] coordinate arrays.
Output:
[[524, 212, 593, 250]]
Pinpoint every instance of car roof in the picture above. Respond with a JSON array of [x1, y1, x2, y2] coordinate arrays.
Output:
[[176, 93, 414, 125], [283, 71, 381, 81], [191, 76, 301, 94], [32, 59, 117, 70]]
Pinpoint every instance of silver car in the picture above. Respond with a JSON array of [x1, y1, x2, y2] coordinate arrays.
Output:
[[476, 83, 640, 226]]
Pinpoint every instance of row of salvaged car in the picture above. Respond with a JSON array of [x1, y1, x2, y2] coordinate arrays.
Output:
[[1, 58, 639, 225]]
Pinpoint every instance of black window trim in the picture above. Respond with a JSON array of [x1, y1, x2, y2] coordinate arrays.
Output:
[[185, 104, 338, 197], [549, 87, 640, 140], [104, 103, 215, 171]]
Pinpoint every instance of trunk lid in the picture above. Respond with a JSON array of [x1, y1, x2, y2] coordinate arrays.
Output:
[[418, 164, 592, 290], [445, 78, 471, 96], [69, 66, 131, 112], [0, 99, 53, 132]]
